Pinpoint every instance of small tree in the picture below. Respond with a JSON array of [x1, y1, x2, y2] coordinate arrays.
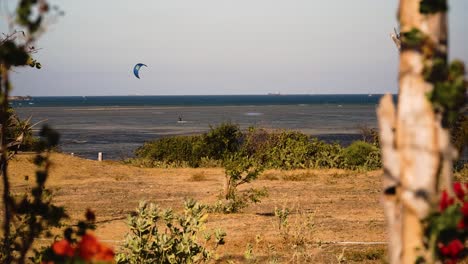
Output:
[[223, 153, 263, 200], [211, 153, 268, 213]]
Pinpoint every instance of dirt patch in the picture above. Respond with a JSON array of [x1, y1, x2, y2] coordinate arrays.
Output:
[[7, 153, 387, 262]]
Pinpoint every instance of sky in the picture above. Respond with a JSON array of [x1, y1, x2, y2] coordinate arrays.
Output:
[[2, 0, 468, 96]]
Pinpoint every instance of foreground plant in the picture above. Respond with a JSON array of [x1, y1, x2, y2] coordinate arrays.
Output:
[[1, 1, 65, 263], [422, 182, 468, 263], [116, 199, 225, 264], [0, 125, 66, 263], [37, 209, 114, 264]]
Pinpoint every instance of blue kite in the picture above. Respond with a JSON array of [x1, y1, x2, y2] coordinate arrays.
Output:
[[133, 63, 147, 79]]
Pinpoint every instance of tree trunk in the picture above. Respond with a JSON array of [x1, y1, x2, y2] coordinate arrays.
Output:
[[378, 0, 456, 263]]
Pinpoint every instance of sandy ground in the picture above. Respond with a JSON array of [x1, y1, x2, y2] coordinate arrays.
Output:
[[7, 153, 388, 263]]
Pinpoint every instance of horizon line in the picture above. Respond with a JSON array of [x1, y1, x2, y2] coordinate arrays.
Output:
[[12, 93, 397, 97]]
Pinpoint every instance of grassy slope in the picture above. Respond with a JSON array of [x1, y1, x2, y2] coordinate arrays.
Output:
[[8, 153, 387, 263]]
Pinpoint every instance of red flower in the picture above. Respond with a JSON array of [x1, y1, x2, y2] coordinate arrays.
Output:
[[51, 239, 75, 257], [441, 239, 464, 258], [95, 245, 115, 262], [453, 182, 465, 201], [76, 233, 114, 262], [77, 234, 101, 261], [439, 242, 451, 256], [440, 190, 455, 212]]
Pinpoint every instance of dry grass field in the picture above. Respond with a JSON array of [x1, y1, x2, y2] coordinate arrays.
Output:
[[7, 153, 388, 263]]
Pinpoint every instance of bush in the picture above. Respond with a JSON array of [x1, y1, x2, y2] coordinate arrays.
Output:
[[241, 128, 314, 169], [308, 138, 345, 169], [342, 141, 379, 168], [266, 131, 311, 169], [239, 127, 271, 163], [204, 122, 242, 160], [134, 122, 241, 167], [116, 200, 225, 264], [135, 135, 206, 167], [133, 124, 382, 171], [364, 148, 382, 170]]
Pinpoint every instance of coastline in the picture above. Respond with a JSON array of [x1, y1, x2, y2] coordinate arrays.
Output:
[[15, 103, 380, 160]]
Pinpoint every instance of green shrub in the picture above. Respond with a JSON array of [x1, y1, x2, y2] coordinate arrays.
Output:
[[364, 148, 382, 170], [267, 131, 311, 169], [116, 200, 225, 264], [204, 122, 242, 160], [133, 124, 382, 171], [241, 128, 314, 169], [134, 123, 241, 167], [343, 141, 379, 168], [239, 127, 271, 164], [308, 139, 345, 168], [135, 135, 206, 167]]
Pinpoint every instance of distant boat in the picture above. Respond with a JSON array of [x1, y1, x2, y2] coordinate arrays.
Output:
[[368, 94, 373, 97], [267, 92, 281, 96]]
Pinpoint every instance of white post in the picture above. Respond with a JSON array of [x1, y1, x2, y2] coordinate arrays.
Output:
[[98, 152, 103, 161], [70, 153, 74, 157]]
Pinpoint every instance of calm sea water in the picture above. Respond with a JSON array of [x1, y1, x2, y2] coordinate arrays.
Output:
[[13, 94, 393, 160]]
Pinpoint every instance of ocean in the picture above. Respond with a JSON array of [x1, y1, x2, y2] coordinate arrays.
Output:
[[13, 94, 393, 160]]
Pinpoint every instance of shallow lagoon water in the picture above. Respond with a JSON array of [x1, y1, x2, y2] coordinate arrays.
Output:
[[16, 103, 378, 160]]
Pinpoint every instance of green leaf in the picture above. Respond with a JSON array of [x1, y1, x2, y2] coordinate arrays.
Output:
[[420, 0, 448, 14], [400, 28, 427, 49]]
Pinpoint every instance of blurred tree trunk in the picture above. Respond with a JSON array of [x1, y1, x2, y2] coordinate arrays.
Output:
[[378, 0, 456, 263]]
